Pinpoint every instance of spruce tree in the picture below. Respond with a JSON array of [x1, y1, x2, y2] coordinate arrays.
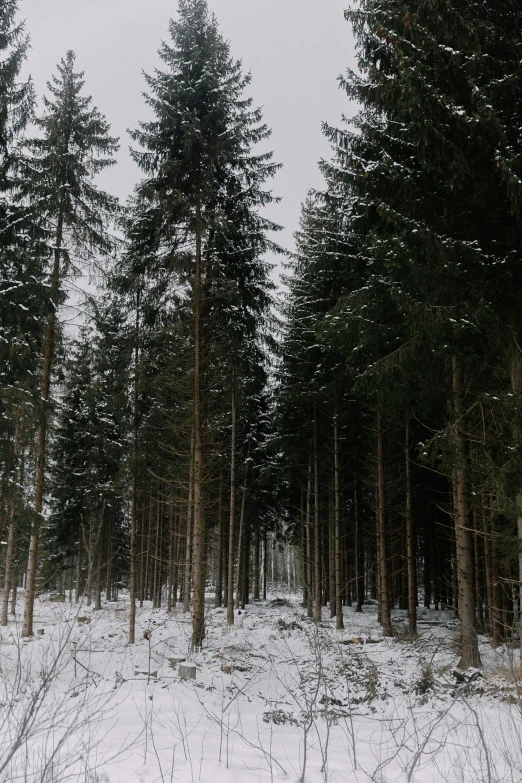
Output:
[[130, 0, 280, 647], [0, 0, 40, 569], [21, 51, 119, 637], [318, 0, 522, 668]]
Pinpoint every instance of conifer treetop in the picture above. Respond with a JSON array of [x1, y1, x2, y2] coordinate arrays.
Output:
[[130, 0, 280, 237], [24, 50, 120, 258], [0, 0, 34, 180]]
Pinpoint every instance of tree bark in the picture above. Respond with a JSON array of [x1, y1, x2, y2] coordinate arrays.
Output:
[[333, 406, 344, 630], [75, 525, 82, 605], [184, 445, 194, 614], [23, 211, 64, 638], [405, 422, 417, 635], [377, 411, 393, 637], [313, 410, 322, 623], [452, 357, 480, 668], [227, 378, 237, 625], [263, 531, 268, 600], [129, 287, 140, 643], [518, 492, 522, 654], [192, 203, 206, 648], [354, 476, 365, 612], [253, 521, 261, 601], [490, 520, 503, 648], [215, 472, 224, 607], [11, 569, 17, 616], [306, 456, 313, 618], [235, 460, 249, 610], [2, 412, 20, 626]]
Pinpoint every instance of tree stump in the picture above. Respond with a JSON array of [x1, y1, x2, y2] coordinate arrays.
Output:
[[178, 663, 196, 680]]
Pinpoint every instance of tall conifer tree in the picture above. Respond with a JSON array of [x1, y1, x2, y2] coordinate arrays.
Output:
[[21, 52, 119, 637], [130, 0, 279, 647]]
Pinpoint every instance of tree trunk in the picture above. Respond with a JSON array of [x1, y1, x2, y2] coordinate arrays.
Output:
[[192, 203, 206, 649], [2, 521, 15, 627], [106, 518, 112, 603], [94, 552, 102, 611], [168, 503, 175, 612], [254, 522, 261, 601], [2, 411, 20, 626], [306, 456, 313, 618], [10, 569, 17, 616], [354, 475, 364, 612], [152, 495, 160, 609], [377, 411, 393, 637], [518, 492, 522, 654], [405, 422, 417, 635], [263, 531, 268, 600], [490, 520, 503, 647], [184, 446, 194, 614], [215, 473, 224, 607], [75, 525, 82, 605], [23, 212, 64, 638], [227, 379, 237, 625], [473, 515, 484, 635], [129, 288, 140, 643], [235, 461, 249, 610], [452, 357, 480, 668], [333, 406, 344, 630], [313, 410, 322, 623]]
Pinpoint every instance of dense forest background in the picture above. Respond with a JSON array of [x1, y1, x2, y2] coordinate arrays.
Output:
[[1, 0, 522, 669]]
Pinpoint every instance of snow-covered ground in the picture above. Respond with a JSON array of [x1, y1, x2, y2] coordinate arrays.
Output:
[[2, 594, 522, 783]]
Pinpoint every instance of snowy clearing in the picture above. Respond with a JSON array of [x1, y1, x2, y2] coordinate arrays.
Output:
[[1, 595, 522, 783]]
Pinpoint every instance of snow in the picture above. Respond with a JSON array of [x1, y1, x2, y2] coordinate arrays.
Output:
[[2, 594, 522, 783]]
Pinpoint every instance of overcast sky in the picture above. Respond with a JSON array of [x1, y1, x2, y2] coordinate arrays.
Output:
[[21, 0, 358, 265]]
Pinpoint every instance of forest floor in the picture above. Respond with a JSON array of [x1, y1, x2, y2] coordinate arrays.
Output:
[[1, 594, 522, 783]]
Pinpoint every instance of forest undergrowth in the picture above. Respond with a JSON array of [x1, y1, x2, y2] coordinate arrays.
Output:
[[1, 592, 522, 783]]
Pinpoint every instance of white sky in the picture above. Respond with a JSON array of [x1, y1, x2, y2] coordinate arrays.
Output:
[[21, 0, 358, 266]]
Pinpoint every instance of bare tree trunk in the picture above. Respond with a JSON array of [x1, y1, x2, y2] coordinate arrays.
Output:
[[227, 379, 237, 625], [94, 553, 102, 611], [129, 288, 140, 643], [156, 502, 164, 609], [106, 518, 112, 602], [254, 522, 261, 601], [314, 409, 322, 623], [473, 515, 484, 635], [405, 422, 417, 635], [306, 456, 313, 618], [329, 487, 335, 617], [490, 520, 503, 648], [2, 412, 20, 626], [354, 476, 365, 612], [452, 357, 480, 668], [23, 213, 64, 638], [215, 473, 224, 607], [377, 411, 393, 637], [75, 525, 82, 605], [333, 406, 344, 630], [168, 503, 174, 612], [152, 495, 160, 609], [263, 531, 268, 600], [192, 203, 206, 648], [85, 512, 95, 606], [518, 493, 522, 654], [235, 461, 249, 610], [2, 521, 15, 627], [11, 569, 17, 616], [184, 445, 194, 614]]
